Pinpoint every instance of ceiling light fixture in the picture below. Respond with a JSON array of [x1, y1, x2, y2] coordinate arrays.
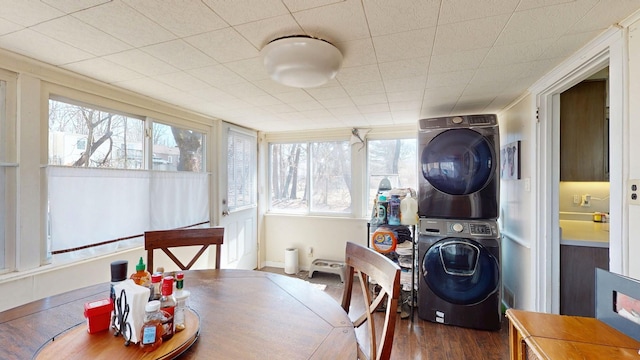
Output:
[[261, 35, 343, 88]]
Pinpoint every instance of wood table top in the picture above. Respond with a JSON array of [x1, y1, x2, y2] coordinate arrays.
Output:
[[0, 269, 357, 360]]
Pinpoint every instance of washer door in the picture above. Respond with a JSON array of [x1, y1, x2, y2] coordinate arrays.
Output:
[[422, 238, 499, 305], [421, 128, 495, 195]]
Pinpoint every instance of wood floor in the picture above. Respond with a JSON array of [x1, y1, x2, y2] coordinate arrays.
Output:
[[261, 267, 510, 360]]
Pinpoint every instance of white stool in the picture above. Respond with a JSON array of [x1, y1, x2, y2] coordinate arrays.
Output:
[[309, 259, 347, 282]]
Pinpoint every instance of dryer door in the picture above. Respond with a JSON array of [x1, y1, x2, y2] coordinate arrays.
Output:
[[421, 128, 495, 195], [422, 238, 499, 305]]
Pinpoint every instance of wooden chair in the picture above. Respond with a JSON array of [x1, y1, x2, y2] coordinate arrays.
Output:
[[341, 241, 401, 360], [144, 227, 224, 272]]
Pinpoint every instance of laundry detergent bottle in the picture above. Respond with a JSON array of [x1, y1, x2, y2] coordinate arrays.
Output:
[[400, 193, 418, 225]]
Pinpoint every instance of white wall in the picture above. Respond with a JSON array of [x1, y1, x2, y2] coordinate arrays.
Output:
[[263, 215, 367, 270], [498, 94, 536, 310]]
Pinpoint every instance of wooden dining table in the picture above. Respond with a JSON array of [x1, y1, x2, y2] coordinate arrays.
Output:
[[0, 269, 357, 360]]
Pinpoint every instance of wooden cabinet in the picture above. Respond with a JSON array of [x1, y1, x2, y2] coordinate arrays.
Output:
[[560, 80, 608, 181], [506, 309, 640, 360], [559, 244, 609, 317]]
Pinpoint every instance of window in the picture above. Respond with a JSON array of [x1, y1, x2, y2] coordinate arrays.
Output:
[[47, 97, 210, 262], [227, 130, 256, 210], [367, 138, 417, 211], [48, 99, 144, 168], [269, 140, 351, 214], [152, 122, 204, 172]]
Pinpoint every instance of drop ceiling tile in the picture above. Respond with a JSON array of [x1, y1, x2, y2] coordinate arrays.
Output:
[[188, 65, 247, 87], [433, 15, 510, 56], [293, 0, 370, 43], [201, 0, 289, 26], [123, 0, 227, 37], [426, 69, 475, 88], [290, 100, 324, 111], [262, 103, 296, 114], [186, 28, 259, 64], [481, 38, 555, 67], [114, 76, 177, 96], [272, 90, 316, 103], [389, 100, 422, 112], [0, 19, 23, 35], [31, 16, 131, 56], [244, 95, 283, 107], [378, 57, 430, 81], [364, 112, 393, 125], [423, 85, 465, 101], [253, 78, 300, 95], [439, 0, 519, 24], [153, 72, 212, 91], [342, 80, 385, 97], [141, 40, 217, 70], [305, 86, 349, 100], [336, 64, 381, 86], [317, 97, 356, 108], [104, 49, 177, 76], [362, 0, 440, 36], [373, 28, 435, 63], [516, 0, 584, 12], [420, 104, 456, 118], [329, 105, 361, 116], [539, 30, 601, 60], [335, 38, 376, 68], [72, 1, 175, 47], [568, 1, 640, 35], [41, 0, 110, 13], [391, 110, 420, 124], [429, 48, 490, 73], [234, 14, 302, 50], [387, 90, 423, 102], [225, 58, 271, 81], [63, 58, 143, 83], [223, 82, 269, 98], [383, 76, 427, 92], [282, 0, 344, 13], [495, 1, 596, 46], [351, 94, 388, 107], [0, 0, 63, 26], [0, 29, 92, 65]]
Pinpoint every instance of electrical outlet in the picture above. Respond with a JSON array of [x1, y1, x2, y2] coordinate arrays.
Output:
[[307, 246, 313, 257], [630, 179, 640, 205], [581, 194, 591, 207], [573, 194, 579, 205]]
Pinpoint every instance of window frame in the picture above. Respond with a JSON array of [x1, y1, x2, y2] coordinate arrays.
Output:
[[0, 69, 17, 274], [268, 139, 352, 216]]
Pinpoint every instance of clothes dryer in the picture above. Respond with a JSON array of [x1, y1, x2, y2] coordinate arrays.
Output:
[[418, 114, 499, 220], [418, 218, 501, 331]]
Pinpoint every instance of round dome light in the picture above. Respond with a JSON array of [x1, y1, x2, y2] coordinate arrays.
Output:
[[261, 36, 343, 88]]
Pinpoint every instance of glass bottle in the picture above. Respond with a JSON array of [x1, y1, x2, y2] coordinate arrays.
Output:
[[160, 276, 176, 341], [388, 194, 401, 225], [175, 272, 184, 297], [139, 300, 163, 352], [174, 290, 190, 332], [149, 273, 162, 301]]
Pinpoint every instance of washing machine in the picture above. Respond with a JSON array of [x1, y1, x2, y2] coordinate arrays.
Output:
[[418, 114, 499, 220], [418, 218, 501, 331]]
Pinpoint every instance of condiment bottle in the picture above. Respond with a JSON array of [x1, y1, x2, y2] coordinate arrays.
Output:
[[175, 272, 185, 297], [174, 290, 190, 332], [388, 194, 401, 225], [160, 276, 176, 341], [130, 257, 151, 288], [149, 273, 162, 301], [139, 300, 163, 352]]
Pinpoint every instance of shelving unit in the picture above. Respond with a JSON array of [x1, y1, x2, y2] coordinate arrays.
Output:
[[367, 222, 416, 321]]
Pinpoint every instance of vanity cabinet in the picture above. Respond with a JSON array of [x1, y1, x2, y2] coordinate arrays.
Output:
[[560, 79, 608, 181]]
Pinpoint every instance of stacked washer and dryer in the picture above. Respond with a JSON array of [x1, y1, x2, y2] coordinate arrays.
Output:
[[416, 114, 502, 331]]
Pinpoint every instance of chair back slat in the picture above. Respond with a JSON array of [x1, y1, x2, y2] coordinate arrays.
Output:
[[144, 227, 224, 272], [341, 241, 401, 360]]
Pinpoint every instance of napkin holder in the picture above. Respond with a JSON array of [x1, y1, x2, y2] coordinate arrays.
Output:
[[113, 279, 150, 345]]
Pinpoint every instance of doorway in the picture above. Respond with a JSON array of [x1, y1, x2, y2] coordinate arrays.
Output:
[[558, 70, 610, 317], [532, 27, 625, 314]]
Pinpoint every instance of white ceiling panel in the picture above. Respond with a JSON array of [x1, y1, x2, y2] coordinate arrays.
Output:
[[1, 0, 637, 132]]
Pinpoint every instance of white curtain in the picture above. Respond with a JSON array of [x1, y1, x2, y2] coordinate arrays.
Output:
[[47, 166, 209, 257]]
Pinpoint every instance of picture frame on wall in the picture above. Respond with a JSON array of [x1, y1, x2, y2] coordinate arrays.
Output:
[[500, 140, 521, 180]]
